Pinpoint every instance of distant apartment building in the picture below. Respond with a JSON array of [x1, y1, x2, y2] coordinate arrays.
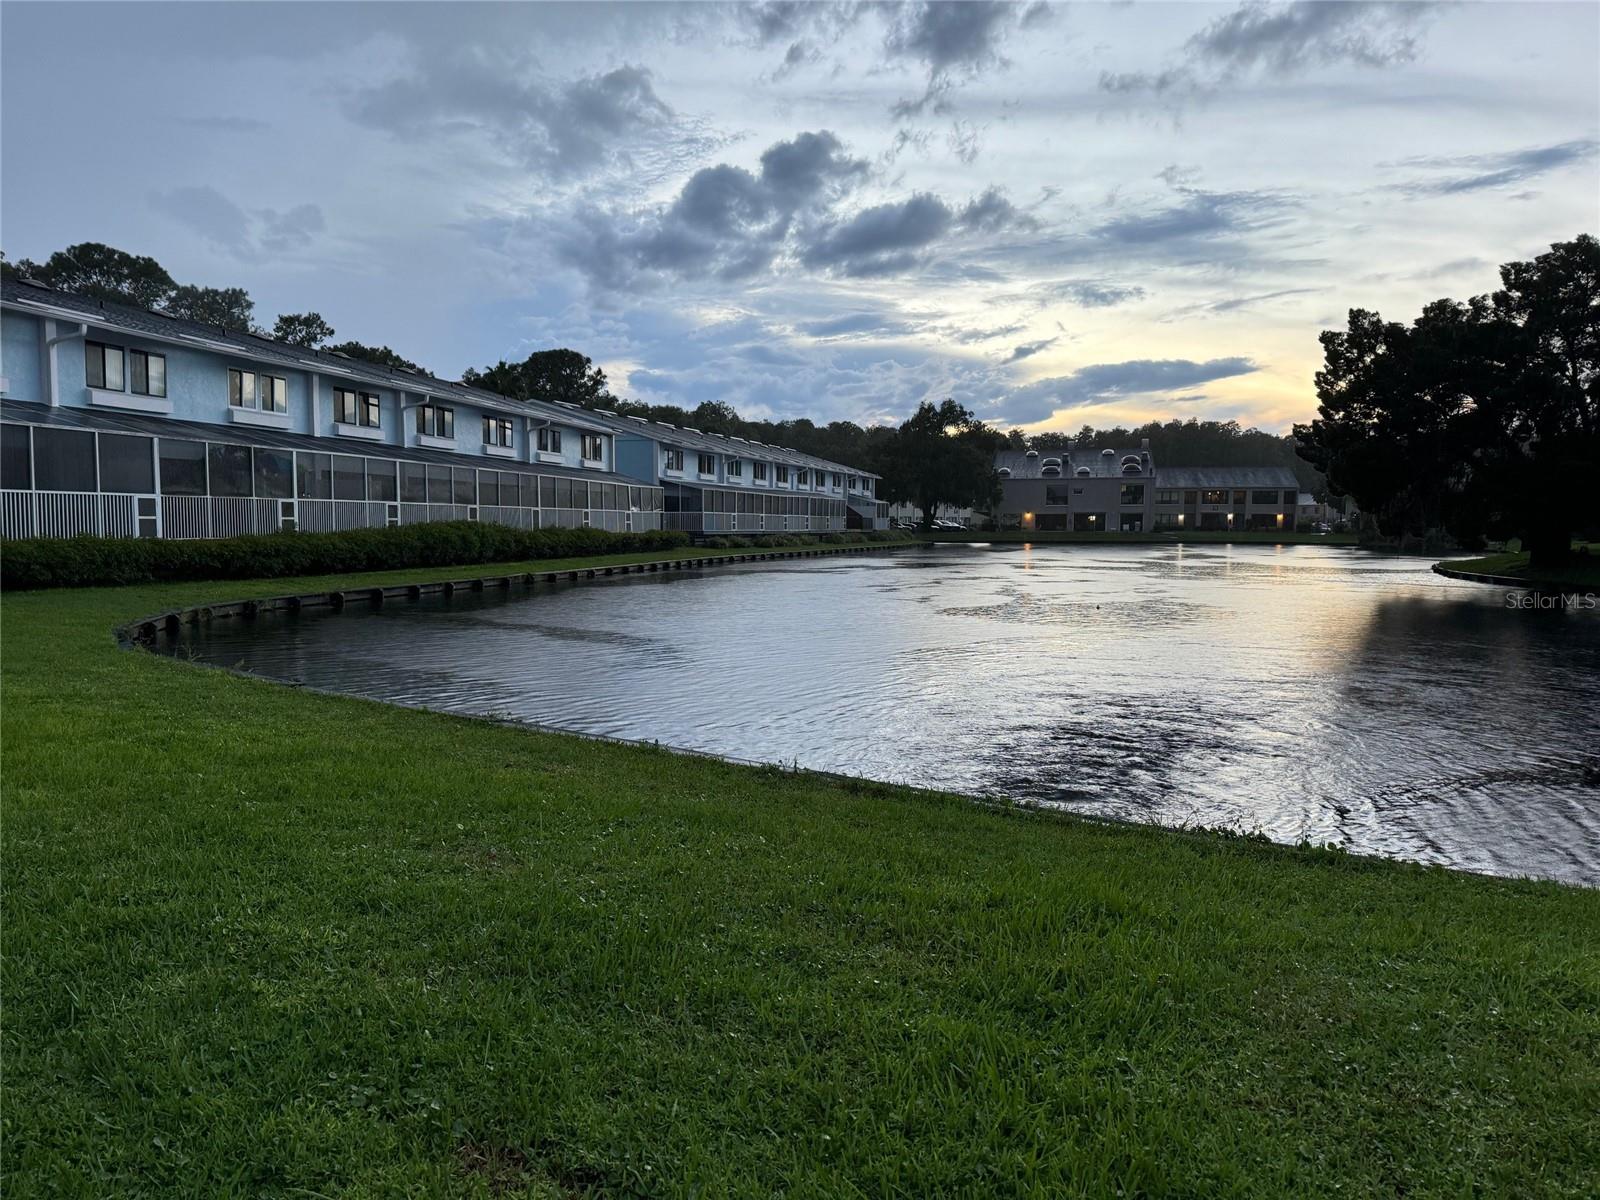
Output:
[[0, 280, 882, 540], [993, 441, 1300, 533]]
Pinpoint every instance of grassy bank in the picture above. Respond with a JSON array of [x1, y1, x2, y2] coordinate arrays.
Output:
[[3, 549, 1597, 1197], [927, 529, 1359, 546], [1440, 544, 1600, 591]]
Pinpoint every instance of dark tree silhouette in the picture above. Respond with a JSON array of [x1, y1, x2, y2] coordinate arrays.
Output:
[[166, 285, 254, 330], [880, 400, 1004, 527], [462, 349, 611, 405], [272, 311, 335, 348], [8, 242, 176, 310]]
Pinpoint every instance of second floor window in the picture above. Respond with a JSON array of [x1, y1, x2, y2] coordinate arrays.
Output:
[[833, 473, 843, 487], [537, 427, 562, 454], [664, 448, 684, 471], [698, 453, 715, 475], [753, 462, 767, 481], [260, 375, 287, 413], [129, 349, 166, 397], [417, 403, 454, 439], [727, 459, 743, 479], [85, 342, 125, 390], [796, 469, 808, 485], [483, 416, 513, 447], [776, 465, 789, 484], [228, 368, 257, 408], [336, 389, 381, 427], [581, 433, 604, 461]]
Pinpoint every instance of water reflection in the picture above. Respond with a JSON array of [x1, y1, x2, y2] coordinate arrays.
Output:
[[164, 544, 1600, 885]]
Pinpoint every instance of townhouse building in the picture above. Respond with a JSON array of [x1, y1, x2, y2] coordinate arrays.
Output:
[[994, 442, 1300, 533], [571, 404, 888, 535]]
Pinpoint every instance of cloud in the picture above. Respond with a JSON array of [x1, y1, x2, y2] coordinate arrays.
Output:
[[1006, 337, 1059, 362], [798, 312, 916, 339], [532, 129, 1031, 288], [1039, 280, 1148, 308], [1385, 138, 1599, 195], [346, 53, 683, 179], [994, 357, 1259, 424], [1093, 188, 1291, 246], [885, 1, 1050, 115], [1100, 1, 1437, 98], [149, 186, 324, 258]]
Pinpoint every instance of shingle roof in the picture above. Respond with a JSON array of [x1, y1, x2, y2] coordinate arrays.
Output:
[[0, 398, 642, 485]]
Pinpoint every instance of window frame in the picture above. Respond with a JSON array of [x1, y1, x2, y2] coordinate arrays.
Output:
[[482, 415, 513, 447], [580, 433, 604, 461], [228, 367, 259, 409], [128, 349, 167, 398], [86, 341, 126, 392], [537, 427, 563, 454]]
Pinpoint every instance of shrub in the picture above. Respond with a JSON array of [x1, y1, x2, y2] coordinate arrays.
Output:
[[0, 522, 691, 591]]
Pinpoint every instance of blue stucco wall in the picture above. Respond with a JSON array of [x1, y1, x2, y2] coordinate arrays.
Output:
[[1, 310, 42, 402]]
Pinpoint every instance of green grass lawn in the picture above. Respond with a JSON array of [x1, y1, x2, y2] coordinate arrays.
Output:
[[927, 529, 1360, 546], [1442, 544, 1600, 591], [4, 548, 1598, 1197]]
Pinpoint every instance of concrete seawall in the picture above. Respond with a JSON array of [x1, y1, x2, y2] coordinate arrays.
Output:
[[119, 541, 930, 647]]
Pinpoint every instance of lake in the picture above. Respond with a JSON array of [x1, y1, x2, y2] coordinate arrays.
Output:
[[163, 543, 1600, 885]]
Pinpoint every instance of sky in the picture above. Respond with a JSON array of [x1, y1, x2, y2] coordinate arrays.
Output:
[[2, 2, 1596, 435]]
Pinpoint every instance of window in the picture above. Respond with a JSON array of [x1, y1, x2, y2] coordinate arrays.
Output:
[[1284, 489, 1297, 505], [159, 440, 207, 495], [1233, 490, 1247, 506], [33, 428, 97, 491], [1, 424, 30, 489], [1120, 483, 1145, 506], [1044, 485, 1071, 507], [336, 389, 381, 427], [796, 469, 808, 485], [260, 375, 287, 413], [537, 427, 562, 454], [129, 350, 166, 397], [581, 433, 604, 461], [776, 465, 789, 484], [665, 448, 684, 471], [417, 403, 454, 439], [1251, 490, 1281, 505], [753, 462, 768, 482], [333, 455, 365, 500], [478, 471, 498, 506], [367, 460, 397, 502], [833, 473, 843, 487], [228, 368, 257, 408], [1155, 489, 1183, 504], [698, 453, 715, 475], [452, 468, 475, 505], [1183, 490, 1198, 504], [208, 444, 254, 497], [85, 342, 124, 391], [727, 459, 743, 479], [254, 448, 294, 499], [1201, 489, 1228, 504], [483, 416, 513, 447], [98, 433, 154, 493]]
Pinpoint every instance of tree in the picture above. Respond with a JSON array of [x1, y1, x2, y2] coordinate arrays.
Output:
[[326, 341, 424, 373], [273, 311, 335, 348], [1296, 234, 1599, 567], [462, 349, 611, 405], [880, 400, 1003, 528], [166, 284, 254, 330], [13, 242, 176, 309]]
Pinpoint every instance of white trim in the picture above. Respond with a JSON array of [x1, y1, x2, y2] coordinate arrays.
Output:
[[88, 387, 172, 415], [334, 422, 384, 441], [416, 432, 456, 450], [483, 443, 516, 458], [581, 457, 603, 468], [229, 407, 292, 429], [536, 450, 564, 464]]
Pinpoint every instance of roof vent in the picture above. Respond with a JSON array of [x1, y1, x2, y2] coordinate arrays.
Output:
[[1076, 466, 1092, 477], [1041, 464, 1061, 476], [1042, 457, 1061, 468], [998, 467, 1012, 477], [1024, 449, 1039, 458], [1101, 448, 1115, 457]]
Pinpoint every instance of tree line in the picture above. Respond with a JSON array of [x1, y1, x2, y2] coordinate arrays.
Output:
[[1296, 234, 1597, 566]]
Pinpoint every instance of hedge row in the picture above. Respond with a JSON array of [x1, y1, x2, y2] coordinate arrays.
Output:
[[0, 522, 692, 591], [700, 530, 913, 549]]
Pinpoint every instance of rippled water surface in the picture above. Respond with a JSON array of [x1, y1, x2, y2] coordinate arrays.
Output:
[[167, 544, 1600, 884]]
